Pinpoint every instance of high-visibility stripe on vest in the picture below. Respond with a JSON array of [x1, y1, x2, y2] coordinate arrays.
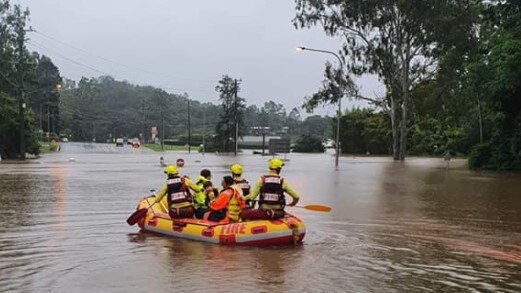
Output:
[[166, 176, 191, 207], [234, 178, 250, 196], [259, 175, 285, 207]]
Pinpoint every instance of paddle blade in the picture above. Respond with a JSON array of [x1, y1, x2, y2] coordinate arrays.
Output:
[[299, 205, 331, 212], [126, 208, 148, 225]]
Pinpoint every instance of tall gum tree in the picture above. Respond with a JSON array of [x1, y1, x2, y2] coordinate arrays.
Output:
[[294, 0, 477, 160], [215, 75, 246, 152]]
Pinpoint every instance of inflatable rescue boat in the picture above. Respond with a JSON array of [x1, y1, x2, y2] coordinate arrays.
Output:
[[134, 197, 306, 246]]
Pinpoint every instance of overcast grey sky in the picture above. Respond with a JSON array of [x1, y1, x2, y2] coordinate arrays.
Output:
[[20, 0, 382, 115]]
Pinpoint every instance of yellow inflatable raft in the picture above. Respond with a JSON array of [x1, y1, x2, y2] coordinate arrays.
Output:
[[135, 197, 306, 246]]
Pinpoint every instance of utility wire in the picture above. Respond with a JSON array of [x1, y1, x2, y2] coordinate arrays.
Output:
[[32, 30, 216, 83], [27, 40, 215, 94], [28, 40, 107, 75]]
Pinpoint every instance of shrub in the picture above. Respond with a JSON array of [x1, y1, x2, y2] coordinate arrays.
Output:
[[468, 143, 492, 169], [292, 134, 325, 153]]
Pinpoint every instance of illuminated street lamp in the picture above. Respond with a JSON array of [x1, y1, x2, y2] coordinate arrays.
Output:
[[296, 46, 343, 168]]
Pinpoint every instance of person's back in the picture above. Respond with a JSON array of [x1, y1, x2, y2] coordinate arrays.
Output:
[[230, 164, 250, 197], [154, 165, 201, 219], [230, 164, 252, 207], [241, 158, 299, 220]]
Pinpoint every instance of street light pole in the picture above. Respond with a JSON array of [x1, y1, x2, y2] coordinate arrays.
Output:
[[296, 46, 344, 168]]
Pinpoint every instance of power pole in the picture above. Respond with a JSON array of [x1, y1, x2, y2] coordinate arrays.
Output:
[[187, 100, 191, 154], [141, 98, 146, 143], [160, 96, 164, 151], [202, 108, 206, 156], [234, 79, 238, 156], [47, 107, 50, 132], [262, 129, 266, 156], [93, 122, 96, 142], [16, 26, 26, 159], [51, 107, 55, 134]]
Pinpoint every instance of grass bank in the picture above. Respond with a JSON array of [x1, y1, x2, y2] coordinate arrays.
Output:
[[143, 144, 190, 152]]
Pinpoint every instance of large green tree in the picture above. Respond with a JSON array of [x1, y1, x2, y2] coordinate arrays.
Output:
[[0, 0, 58, 158], [465, 0, 521, 169], [294, 0, 479, 160], [337, 108, 390, 155], [215, 75, 246, 152]]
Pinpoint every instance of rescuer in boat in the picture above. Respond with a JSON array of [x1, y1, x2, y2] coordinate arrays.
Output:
[[193, 169, 219, 219], [154, 165, 201, 219], [230, 164, 252, 207], [240, 158, 299, 220], [204, 176, 246, 223]]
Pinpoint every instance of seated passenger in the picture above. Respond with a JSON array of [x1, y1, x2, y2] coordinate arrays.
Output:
[[204, 176, 245, 223], [230, 164, 251, 206], [196, 169, 219, 200], [241, 158, 299, 220], [154, 165, 201, 219], [194, 181, 215, 219]]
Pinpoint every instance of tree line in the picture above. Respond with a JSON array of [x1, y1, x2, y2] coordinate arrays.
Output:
[[0, 1, 62, 158], [57, 74, 330, 151]]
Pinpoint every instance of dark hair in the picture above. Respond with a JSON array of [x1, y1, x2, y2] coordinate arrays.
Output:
[[222, 176, 234, 186], [203, 181, 213, 188], [200, 169, 211, 178]]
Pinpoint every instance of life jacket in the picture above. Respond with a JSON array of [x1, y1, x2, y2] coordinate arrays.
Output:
[[196, 177, 218, 205], [234, 178, 250, 196], [259, 175, 285, 207], [223, 186, 246, 222], [166, 176, 192, 207]]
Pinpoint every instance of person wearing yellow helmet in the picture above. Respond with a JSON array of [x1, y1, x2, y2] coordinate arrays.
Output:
[[230, 163, 251, 198], [240, 158, 299, 220], [154, 165, 201, 219]]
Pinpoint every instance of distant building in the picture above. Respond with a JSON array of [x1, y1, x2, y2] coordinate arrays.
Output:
[[239, 135, 281, 148]]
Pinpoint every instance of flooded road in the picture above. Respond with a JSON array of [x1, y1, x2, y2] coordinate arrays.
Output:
[[1, 143, 520, 292]]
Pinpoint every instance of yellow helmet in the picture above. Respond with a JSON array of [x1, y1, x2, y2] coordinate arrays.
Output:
[[164, 165, 179, 175], [230, 164, 243, 175], [268, 158, 284, 170]]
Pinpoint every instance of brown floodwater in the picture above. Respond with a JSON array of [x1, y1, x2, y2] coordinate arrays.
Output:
[[1, 142, 520, 292]]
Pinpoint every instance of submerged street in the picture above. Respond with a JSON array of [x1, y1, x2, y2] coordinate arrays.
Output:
[[0, 143, 519, 292]]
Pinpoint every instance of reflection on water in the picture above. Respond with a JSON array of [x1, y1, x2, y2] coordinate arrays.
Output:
[[0, 146, 520, 292]]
